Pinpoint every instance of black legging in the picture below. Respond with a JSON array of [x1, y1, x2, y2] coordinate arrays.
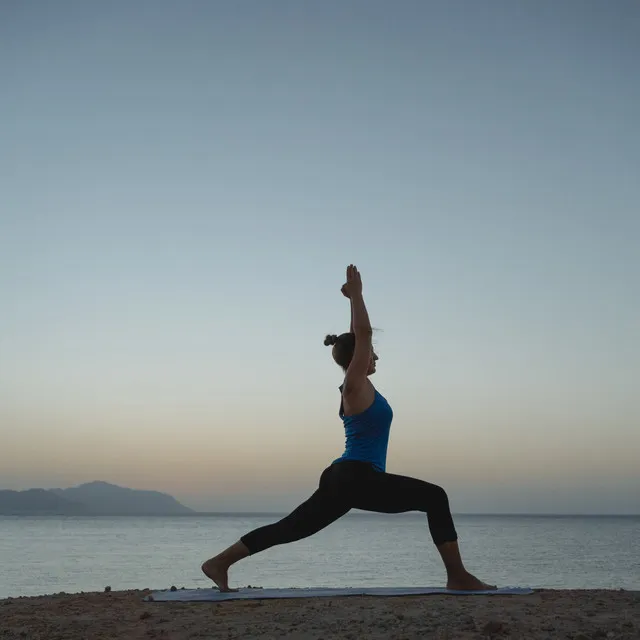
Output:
[[241, 460, 458, 554]]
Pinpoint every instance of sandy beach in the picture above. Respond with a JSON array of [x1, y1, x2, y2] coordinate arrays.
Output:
[[1, 588, 638, 639]]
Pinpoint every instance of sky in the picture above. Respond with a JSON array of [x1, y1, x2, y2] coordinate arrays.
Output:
[[1, 0, 638, 514]]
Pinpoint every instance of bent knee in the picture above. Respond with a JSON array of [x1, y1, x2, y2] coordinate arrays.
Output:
[[429, 483, 450, 506]]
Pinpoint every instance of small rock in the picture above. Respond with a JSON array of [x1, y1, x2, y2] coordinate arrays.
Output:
[[170, 585, 177, 592], [140, 611, 152, 620], [574, 634, 592, 640], [104, 586, 111, 593], [606, 633, 616, 639]]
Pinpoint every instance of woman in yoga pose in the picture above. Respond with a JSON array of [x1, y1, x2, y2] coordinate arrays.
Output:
[[202, 265, 495, 592]]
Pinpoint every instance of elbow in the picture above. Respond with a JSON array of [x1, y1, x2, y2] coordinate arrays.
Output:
[[354, 326, 373, 337]]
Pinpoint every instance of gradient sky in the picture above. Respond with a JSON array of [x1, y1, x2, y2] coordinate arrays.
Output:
[[1, 0, 638, 514]]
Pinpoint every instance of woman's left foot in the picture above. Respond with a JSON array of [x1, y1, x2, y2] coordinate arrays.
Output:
[[201, 558, 237, 592], [447, 571, 496, 591]]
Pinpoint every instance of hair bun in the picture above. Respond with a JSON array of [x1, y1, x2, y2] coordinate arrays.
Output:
[[324, 334, 338, 346]]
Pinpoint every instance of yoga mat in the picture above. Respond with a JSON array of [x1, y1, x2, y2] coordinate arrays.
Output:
[[145, 586, 534, 602]]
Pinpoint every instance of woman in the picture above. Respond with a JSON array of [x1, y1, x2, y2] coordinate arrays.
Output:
[[202, 265, 495, 592]]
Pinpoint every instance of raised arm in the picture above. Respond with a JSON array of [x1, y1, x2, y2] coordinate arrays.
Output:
[[341, 265, 373, 396], [341, 283, 355, 333]]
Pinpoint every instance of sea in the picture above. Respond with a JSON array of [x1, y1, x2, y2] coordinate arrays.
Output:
[[1, 513, 639, 599]]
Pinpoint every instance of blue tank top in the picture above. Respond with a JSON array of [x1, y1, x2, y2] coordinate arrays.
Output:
[[333, 385, 394, 472]]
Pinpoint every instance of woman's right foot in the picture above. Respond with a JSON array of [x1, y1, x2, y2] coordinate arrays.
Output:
[[201, 558, 238, 592], [446, 571, 496, 592]]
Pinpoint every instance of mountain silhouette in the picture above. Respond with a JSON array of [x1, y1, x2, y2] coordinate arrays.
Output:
[[0, 488, 88, 515], [0, 482, 194, 515]]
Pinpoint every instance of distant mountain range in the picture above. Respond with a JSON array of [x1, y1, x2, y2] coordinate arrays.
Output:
[[0, 481, 195, 516]]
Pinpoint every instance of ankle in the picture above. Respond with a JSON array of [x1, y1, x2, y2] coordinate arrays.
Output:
[[203, 557, 226, 573], [446, 567, 469, 580], [436, 540, 466, 576]]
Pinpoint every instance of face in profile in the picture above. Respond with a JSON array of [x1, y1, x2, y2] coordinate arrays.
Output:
[[367, 349, 379, 375]]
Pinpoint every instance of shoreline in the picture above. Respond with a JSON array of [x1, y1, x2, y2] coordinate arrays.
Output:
[[1, 588, 639, 639]]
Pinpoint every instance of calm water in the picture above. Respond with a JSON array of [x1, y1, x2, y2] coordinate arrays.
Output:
[[1, 514, 638, 599]]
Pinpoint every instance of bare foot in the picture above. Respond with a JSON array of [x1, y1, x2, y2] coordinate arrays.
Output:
[[447, 571, 497, 592], [201, 559, 238, 592]]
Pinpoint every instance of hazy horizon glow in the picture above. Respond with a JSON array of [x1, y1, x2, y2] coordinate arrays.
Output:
[[1, 1, 639, 514]]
